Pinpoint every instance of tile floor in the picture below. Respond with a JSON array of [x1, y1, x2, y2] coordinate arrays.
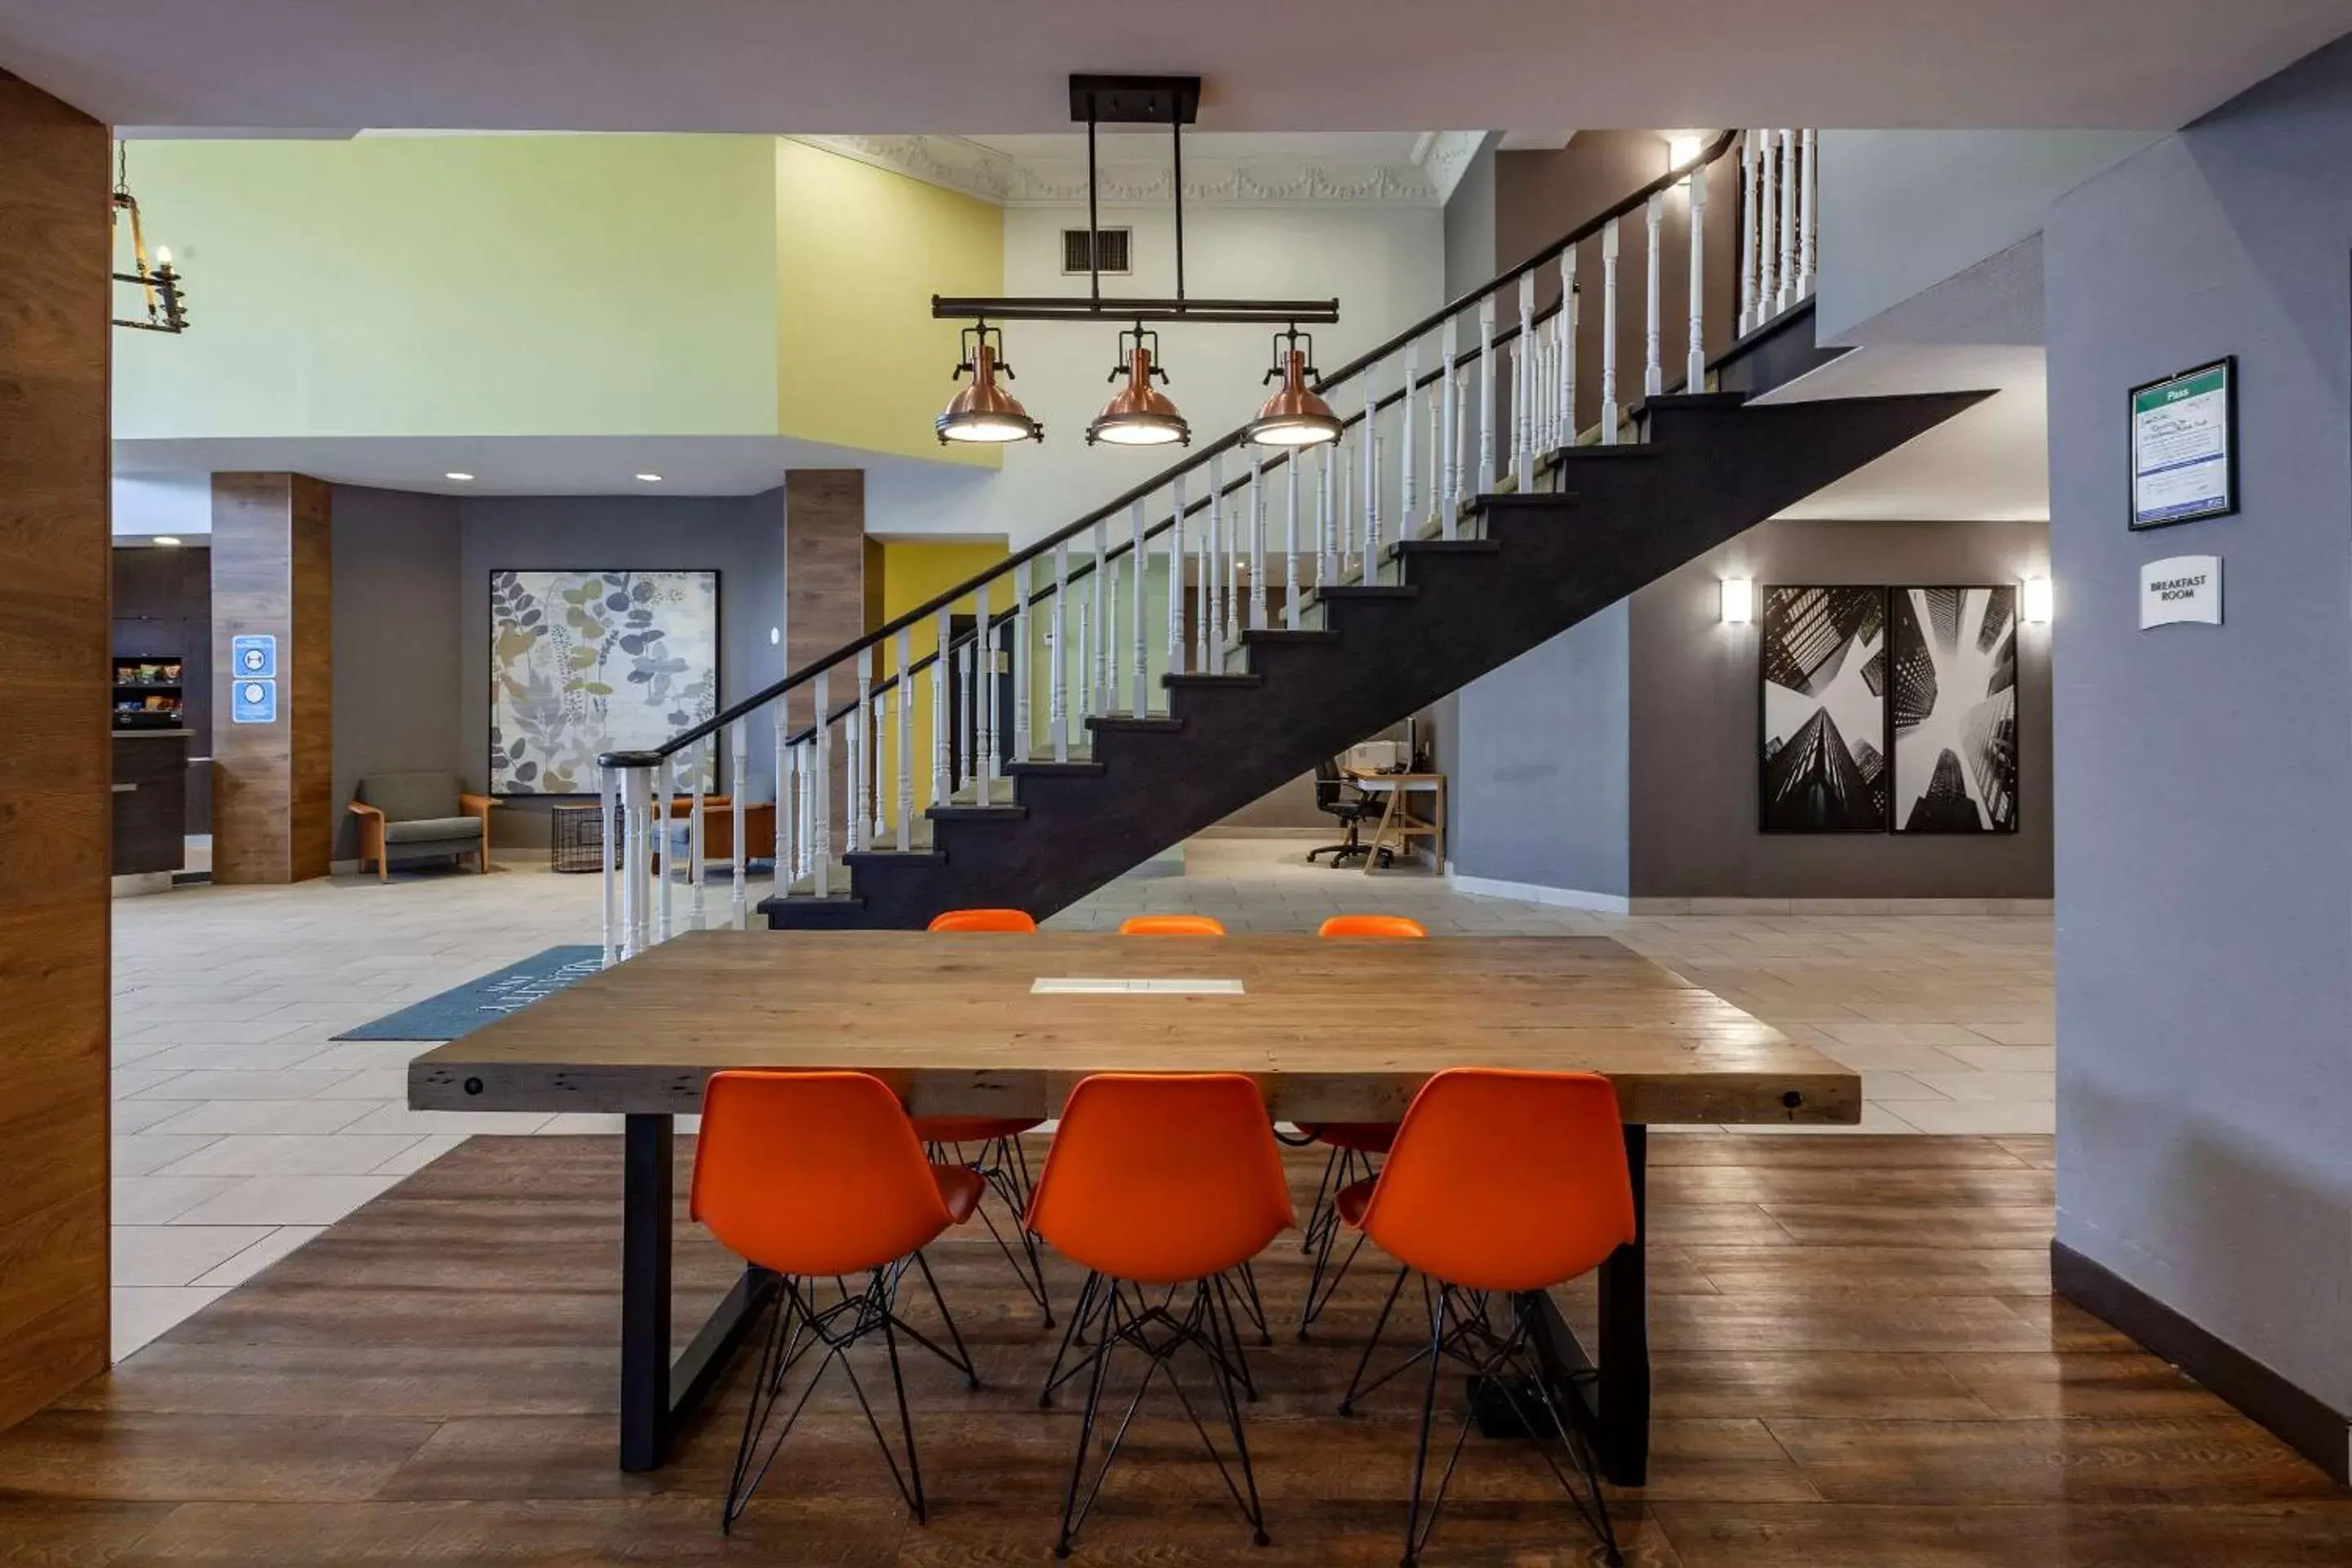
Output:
[[108, 832, 2053, 1356]]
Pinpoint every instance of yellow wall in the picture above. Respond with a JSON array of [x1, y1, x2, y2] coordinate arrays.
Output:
[[773, 140, 1003, 467], [114, 135, 781, 439], [874, 540, 1010, 812]]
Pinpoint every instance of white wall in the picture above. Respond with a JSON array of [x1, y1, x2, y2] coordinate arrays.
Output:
[[866, 203, 1445, 550], [112, 473, 213, 538]]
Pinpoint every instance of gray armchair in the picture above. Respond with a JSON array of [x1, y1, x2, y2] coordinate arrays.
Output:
[[350, 771, 498, 880]]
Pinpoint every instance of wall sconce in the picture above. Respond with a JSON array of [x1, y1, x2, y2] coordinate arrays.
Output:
[[2020, 577, 2053, 624], [1668, 134, 1703, 172], [1720, 578, 1755, 624]]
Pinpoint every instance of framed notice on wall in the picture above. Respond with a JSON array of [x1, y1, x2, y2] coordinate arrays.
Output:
[[2130, 357, 2236, 530]]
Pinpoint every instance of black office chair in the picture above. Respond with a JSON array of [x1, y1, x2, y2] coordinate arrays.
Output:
[[1307, 757, 1392, 869]]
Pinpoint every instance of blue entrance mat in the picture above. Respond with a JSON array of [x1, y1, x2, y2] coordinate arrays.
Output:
[[333, 945, 606, 1041]]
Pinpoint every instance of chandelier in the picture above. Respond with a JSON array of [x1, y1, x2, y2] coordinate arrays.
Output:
[[934, 76, 1339, 451], [109, 145, 188, 335]]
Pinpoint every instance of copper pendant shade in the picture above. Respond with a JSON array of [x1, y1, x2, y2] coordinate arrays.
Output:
[[1244, 329, 1343, 448], [1087, 330, 1191, 448], [937, 328, 1043, 445]]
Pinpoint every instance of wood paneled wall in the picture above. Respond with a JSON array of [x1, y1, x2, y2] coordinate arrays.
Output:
[[0, 71, 112, 1432], [784, 470, 864, 840], [212, 474, 334, 883]]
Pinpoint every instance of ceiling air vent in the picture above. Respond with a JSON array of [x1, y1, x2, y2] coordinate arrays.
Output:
[[1062, 226, 1132, 276]]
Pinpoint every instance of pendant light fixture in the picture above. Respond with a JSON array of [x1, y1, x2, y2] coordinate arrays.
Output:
[[929, 76, 1339, 451], [1086, 325, 1190, 447], [109, 144, 189, 335], [1244, 325, 1344, 448], [936, 323, 1044, 445]]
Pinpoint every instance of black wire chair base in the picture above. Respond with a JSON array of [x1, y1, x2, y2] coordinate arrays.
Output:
[[1338, 1269, 1619, 1568], [1039, 1265, 1267, 1408], [1297, 1143, 1380, 1338], [926, 1134, 1055, 1326], [720, 1255, 982, 1535], [1052, 1271, 1273, 1558]]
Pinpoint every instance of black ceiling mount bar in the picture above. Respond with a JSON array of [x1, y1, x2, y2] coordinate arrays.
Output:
[[932, 295, 1340, 325], [937, 74, 1337, 329]]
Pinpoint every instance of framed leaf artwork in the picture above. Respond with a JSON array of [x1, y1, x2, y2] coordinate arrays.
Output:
[[488, 568, 719, 795]]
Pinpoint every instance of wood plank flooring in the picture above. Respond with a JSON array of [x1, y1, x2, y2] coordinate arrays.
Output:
[[6, 1133, 2346, 1565]]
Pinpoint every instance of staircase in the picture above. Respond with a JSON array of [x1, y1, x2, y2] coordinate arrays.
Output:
[[589, 130, 1990, 945]]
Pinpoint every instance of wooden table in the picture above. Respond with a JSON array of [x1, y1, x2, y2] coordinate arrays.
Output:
[[411, 932, 1859, 1484], [1343, 767, 1446, 872]]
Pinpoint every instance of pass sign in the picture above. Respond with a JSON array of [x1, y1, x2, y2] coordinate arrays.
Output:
[[2131, 359, 2235, 529]]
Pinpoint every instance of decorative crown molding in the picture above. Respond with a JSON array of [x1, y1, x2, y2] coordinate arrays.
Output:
[[1414, 131, 1490, 205], [791, 134, 1450, 209]]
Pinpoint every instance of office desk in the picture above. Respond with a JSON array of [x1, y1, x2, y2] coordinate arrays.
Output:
[[1343, 767, 1445, 872], [414, 932, 1855, 1484]]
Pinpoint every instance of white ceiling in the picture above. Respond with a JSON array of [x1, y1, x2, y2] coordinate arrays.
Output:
[[7, 1, 2345, 134], [1762, 345, 2050, 523]]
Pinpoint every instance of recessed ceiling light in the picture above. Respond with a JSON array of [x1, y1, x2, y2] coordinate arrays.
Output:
[[152, 536, 182, 546], [635, 472, 664, 483], [445, 471, 474, 482]]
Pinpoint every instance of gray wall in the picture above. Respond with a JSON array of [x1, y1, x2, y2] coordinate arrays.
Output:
[[330, 485, 464, 861], [2047, 38, 2352, 1419], [1450, 606, 1630, 898], [457, 491, 787, 845], [1631, 518, 2053, 899], [1441, 135, 1496, 296], [1817, 130, 2160, 345]]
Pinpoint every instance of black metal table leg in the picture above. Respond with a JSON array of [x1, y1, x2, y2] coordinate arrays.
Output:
[[620, 1111, 779, 1472], [620, 1112, 675, 1472], [1521, 1121, 1650, 1487]]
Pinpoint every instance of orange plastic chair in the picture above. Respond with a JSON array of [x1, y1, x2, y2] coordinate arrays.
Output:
[[1335, 1069, 1635, 1566], [928, 906, 1036, 933], [1295, 913, 1425, 1333], [1026, 1074, 1294, 1555], [1117, 913, 1227, 936], [690, 1071, 985, 1532], [1316, 913, 1428, 939]]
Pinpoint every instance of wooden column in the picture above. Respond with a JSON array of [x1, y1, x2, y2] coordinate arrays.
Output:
[[0, 71, 111, 1432], [211, 474, 333, 884], [783, 470, 864, 849]]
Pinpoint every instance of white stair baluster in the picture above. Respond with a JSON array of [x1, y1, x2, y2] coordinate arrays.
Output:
[[1129, 501, 1148, 715], [1738, 131, 1760, 335], [1453, 366, 1472, 521], [690, 742, 707, 931], [1438, 315, 1459, 528], [1476, 297, 1497, 493], [931, 610, 951, 808], [1089, 520, 1110, 722], [1560, 246, 1579, 448], [728, 721, 747, 930], [1645, 192, 1665, 397], [1104, 555, 1120, 720], [1282, 460, 1299, 630], [1167, 476, 1187, 677], [1205, 457, 1224, 653], [1050, 543, 1070, 760], [1515, 272, 1536, 489], [1601, 217, 1622, 444], [1075, 598, 1091, 720], [1687, 156, 1708, 391], [1757, 130, 1780, 323], [599, 764, 620, 966], [1798, 128, 1818, 301], [774, 710, 793, 891], [974, 585, 995, 802], [852, 646, 871, 853], [1315, 444, 1333, 587], [811, 670, 831, 897], [1193, 519, 1210, 669], [871, 689, 887, 844], [1361, 367, 1380, 566], [1012, 562, 1032, 764], [1778, 129, 1799, 314], [1399, 343, 1418, 558], [1241, 465, 1260, 630], [956, 642, 973, 793], [655, 765, 673, 941], [619, 766, 651, 957], [1426, 355, 1442, 528], [1335, 434, 1352, 578], [894, 629, 914, 849]]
